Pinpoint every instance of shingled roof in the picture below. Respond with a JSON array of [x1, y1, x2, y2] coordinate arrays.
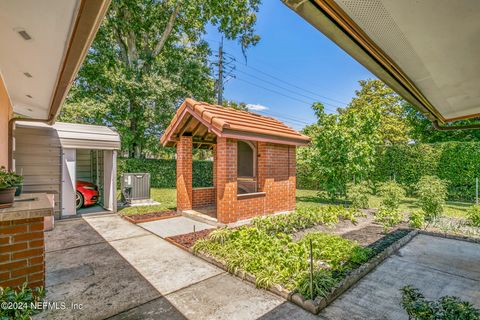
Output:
[[161, 98, 311, 147]]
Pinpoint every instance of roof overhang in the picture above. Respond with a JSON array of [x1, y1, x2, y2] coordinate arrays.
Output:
[[283, 0, 480, 123], [0, 0, 110, 123], [16, 121, 121, 150]]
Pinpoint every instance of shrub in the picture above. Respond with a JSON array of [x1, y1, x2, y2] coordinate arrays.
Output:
[[400, 285, 480, 319], [296, 270, 338, 300], [251, 206, 362, 235], [193, 227, 371, 300], [375, 207, 403, 231], [377, 181, 405, 210], [0, 283, 45, 319], [409, 211, 425, 229], [117, 158, 213, 188], [416, 176, 448, 221], [346, 181, 370, 209], [466, 205, 480, 227]]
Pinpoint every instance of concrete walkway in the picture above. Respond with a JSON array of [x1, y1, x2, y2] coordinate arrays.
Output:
[[38, 214, 316, 320], [139, 216, 214, 238]]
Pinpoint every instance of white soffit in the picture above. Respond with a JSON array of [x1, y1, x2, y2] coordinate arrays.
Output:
[[0, 0, 80, 119], [334, 0, 480, 120]]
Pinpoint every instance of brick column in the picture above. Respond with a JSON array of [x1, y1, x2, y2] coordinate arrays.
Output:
[[212, 144, 217, 190], [0, 218, 45, 288], [177, 135, 193, 212], [216, 138, 237, 224], [288, 146, 297, 211], [258, 142, 275, 213]]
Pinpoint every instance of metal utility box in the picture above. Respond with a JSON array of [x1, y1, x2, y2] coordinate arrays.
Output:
[[121, 173, 151, 204]]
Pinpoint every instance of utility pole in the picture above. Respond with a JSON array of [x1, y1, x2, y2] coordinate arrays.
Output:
[[217, 37, 223, 105]]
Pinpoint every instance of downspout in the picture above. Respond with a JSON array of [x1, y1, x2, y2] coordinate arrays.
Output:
[[432, 120, 480, 131], [8, 116, 54, 171]]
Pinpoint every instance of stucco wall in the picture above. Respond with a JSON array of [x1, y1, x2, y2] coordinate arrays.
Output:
[[0, 75, 13, 168]]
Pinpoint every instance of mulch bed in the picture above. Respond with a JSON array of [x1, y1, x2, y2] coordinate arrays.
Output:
[[167, 229, 214, 249], [341, 222, 410, 247], [121, 210, 180, 223]]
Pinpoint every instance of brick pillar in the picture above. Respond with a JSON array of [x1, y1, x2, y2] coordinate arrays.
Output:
[[258, 142, 274, 213], [212, 144, 217, 190], [216, 138, 237, 224], [0, 218, 45, 288], [288, 146, 297, 211], [177, 135, 193, 212]]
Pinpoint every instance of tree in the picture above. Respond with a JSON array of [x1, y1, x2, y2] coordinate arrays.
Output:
[[222, 100, 248, 110], [61, 0, 261, 158], [297, 79, 409, 198], [404, 104, 480, 142], [298, 101, 382, 198], [347, 79, 411, 145]]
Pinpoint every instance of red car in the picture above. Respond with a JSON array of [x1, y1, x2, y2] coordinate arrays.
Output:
[[76, 181, 99, 209]]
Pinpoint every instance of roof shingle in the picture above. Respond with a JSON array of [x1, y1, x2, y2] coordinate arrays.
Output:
[[161, 98, 311, 146]]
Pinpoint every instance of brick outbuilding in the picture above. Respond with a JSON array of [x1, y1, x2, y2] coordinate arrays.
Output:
[[161, 99, 310, 224]]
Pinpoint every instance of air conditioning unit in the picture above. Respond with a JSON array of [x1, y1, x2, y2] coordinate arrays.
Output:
[[121, 173, 151, 204]]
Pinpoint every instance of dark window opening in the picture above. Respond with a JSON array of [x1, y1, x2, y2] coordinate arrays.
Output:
[[237, 141, 254, 178]]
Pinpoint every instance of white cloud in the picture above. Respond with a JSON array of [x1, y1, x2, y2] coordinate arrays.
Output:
[[246, 103, 269, 111]]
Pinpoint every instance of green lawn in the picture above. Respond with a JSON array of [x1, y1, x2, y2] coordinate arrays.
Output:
[[296, 189, 471, 219], [118, 188, 176, 215], [119, 187, 472, 219]]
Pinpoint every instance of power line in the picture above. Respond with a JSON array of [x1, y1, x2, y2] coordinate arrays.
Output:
[[235, 77, 315, 106], [257, 110, 311, 125], [237, 63, 348, 105], [206, 37, 349, 105], [234, 68, 340, 111]]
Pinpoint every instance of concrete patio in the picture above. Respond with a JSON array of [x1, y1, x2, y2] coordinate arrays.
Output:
[[320, 234, 480, 319], [36, 214, 480, 319], [37, 214, 316, 320]]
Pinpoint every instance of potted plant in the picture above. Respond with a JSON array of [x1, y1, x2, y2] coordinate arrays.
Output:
[[14, 168, 24, 196], [0, 166, 23, 208]]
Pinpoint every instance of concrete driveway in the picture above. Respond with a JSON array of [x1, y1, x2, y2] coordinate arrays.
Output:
[[37, 215, 479, 320]]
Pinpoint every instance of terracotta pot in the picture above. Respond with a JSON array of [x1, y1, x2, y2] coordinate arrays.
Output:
[[0, 187, 16, 208]]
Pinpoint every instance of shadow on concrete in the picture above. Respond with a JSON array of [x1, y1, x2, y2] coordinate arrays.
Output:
[[39, 218, 186, 320]]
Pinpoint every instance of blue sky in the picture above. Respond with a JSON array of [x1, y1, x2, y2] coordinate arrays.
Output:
[[205, 1, 374, 130]]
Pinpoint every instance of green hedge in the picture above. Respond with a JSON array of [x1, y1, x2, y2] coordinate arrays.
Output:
[[297, 142, 480, 201], [374, 142, 480, 201], [117, 158, 213, 188]]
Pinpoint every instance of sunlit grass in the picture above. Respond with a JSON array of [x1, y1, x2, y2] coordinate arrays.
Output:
[[118, 187, 472, 218], [296, 189, 471, 219], [118, 188, 176, 215]]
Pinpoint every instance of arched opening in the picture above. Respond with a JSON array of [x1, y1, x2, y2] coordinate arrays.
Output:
[[237, 140, 257, 194]]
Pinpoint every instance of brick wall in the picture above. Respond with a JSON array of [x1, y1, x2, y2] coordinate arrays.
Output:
[[236, 193, 266, 220], [176, 136, 193, 212], [216, 140, 297, 224], [0, 218, 45, 288], [176, 136, 297, 224], [258, 142, 296, 214], [192, 187, 216, 208]]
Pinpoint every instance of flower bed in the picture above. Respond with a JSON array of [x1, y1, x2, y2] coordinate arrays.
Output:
[[121, 210, 179, 223], [190, 205, 416, 314]]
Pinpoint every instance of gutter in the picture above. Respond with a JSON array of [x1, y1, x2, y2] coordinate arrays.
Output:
[[432, 120, 480, 131]]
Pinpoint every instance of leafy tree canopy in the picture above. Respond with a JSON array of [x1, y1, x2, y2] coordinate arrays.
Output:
[[60, 0, 261, 158]]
